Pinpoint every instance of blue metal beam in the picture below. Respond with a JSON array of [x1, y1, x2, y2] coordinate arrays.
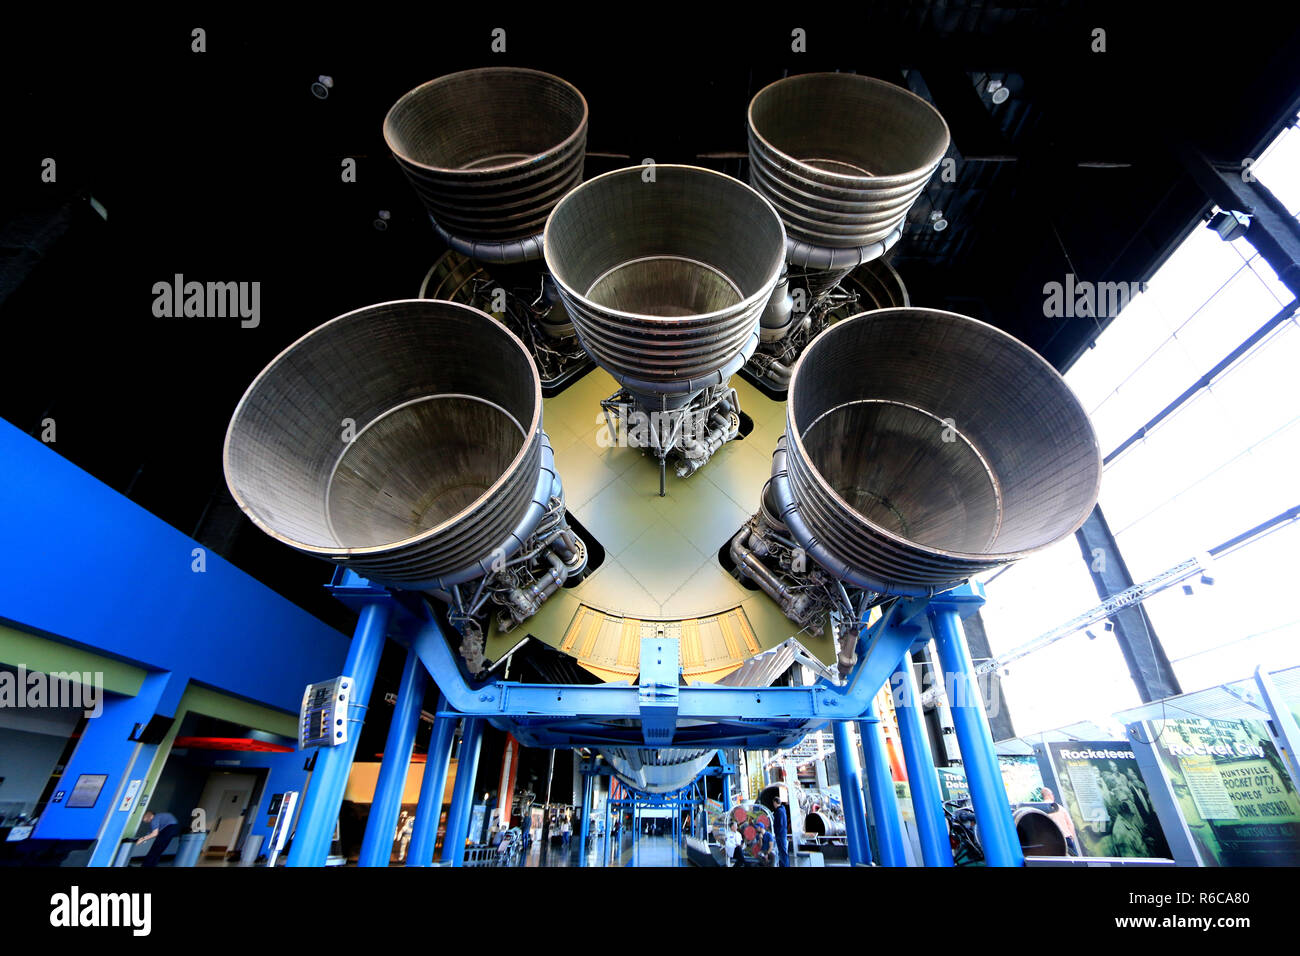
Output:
[[578, 767, 592, 867], [860, 704, 908, 866], [407, 694, 454, 867], [602, 782, 613, 867], [892, 652, 954, 866], [441, 717, 484, 866], [287, 602, 391, 867], [404, 594, 927, 730], [358, 645, 425, 867], [930, 592, 1024, 867], [832, 720, 870, 866], [324, 575, 1007, 870], [719, 750, 733, 812], [639, 637, 680, 745]]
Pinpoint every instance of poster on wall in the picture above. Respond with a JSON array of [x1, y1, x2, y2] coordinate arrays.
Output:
[[936, 760, 1044, 806], [1144, 716, 1300, 866], [937, 767, 969, 805], [66, 774, 109, 809], [1041, 741, 1170, 859], [998, 755, 1045, 803]]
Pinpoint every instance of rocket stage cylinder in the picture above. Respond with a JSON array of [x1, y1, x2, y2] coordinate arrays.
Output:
[[223, 299, 555, 591], [771, 308, 1102, 595]]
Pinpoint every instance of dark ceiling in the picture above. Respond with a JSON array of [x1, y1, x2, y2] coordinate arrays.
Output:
[[3, 5, 1299, 711]]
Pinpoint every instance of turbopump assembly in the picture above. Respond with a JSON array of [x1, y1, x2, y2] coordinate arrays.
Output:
[[733, 308, 1103, 675], [222, 299, 586, 676]]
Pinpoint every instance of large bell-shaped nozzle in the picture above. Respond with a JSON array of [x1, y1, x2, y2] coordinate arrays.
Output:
[[384, 68, 588, 261], [748, 73, 950, 256], [769, 309, 1101, 595], [223, 300, 555, 591], [543, 165, 786, 399]]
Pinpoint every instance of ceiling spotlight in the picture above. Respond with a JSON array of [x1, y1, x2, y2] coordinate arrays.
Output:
[[930, 210, 949, 232], [1182, 584, 1195, 596], [1085, 629, 1097, 640], [987, 79, 1010, 105], [1103, 620, 1114, 632], [1200, 573, 1216, 586], [373, 209, 391, 232], [311, 75, 334, 100]]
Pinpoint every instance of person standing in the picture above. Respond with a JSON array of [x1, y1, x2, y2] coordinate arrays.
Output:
[[135, 808, 181, 867], [725, 819, 744, 867], [755, 820, 776, 866], [773, 799, 791, 867]]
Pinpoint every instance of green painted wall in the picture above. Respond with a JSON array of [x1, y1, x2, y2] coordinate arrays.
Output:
[[0, 625, 299, 838], [0, 623, 145, 696]]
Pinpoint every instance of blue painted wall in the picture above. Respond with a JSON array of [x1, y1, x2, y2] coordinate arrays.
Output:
[[0, 420, 352, 849], [0, 420, 350, 708]]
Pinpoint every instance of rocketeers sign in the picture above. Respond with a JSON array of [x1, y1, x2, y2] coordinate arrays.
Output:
[[1039, 739, 1171, 859]]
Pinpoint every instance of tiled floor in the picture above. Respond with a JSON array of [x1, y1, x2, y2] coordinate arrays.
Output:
[[520, 832, 687, 867], [484, 368, 837, 670]]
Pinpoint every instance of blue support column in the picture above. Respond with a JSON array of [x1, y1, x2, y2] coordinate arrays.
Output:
[[832, 719, 871, 866], [578, 768, 592, 867], [931, 604, 1024, 867], [860, 702, 908, 866], [603, 782, 612, 867], [892, 652, 954, 866], [74, 671, 182, 866], [441, 717, 484, 866], [288, 601, 391, 867], [720, 750, 733, 812], [358, 645, 425, 867], [407, 694, 454, 866]]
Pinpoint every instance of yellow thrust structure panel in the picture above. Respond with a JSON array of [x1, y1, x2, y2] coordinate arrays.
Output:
[[559, 604, 761, 684]]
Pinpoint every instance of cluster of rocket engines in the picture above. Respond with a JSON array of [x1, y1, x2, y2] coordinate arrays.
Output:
[[222, 67, 1102, 708]]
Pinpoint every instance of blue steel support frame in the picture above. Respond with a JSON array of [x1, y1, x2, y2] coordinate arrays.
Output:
[[602, 783, 613, 866], [359, 645, 426, 867], [287, 601, 392, 867], [930, 594, 1024, 867], [321, 573, 1011, 867], [600, 772, 705, 867], [408, 694, 455, 866], [860, 701, 908, 867], [720, 750, 734, 812], [578, 769, 592, 867], [892, 652, 954, 866], [442, 717, 484, 866], [832, 719, 870, 865]]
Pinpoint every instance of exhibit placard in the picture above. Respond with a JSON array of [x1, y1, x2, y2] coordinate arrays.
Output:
[[1040, 741, 1170, 858], [1145, 716, 1300, 865]]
